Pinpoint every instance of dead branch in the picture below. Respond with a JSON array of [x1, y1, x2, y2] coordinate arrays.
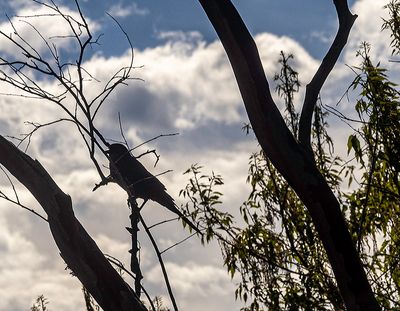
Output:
[[0, 0, 136, 181]]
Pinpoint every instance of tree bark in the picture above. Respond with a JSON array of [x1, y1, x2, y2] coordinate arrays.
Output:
[[197, 0, 380, 310], [0, 135, 146, 311]]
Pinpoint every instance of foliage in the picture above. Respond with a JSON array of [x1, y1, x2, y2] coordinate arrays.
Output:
[[182, 52, 346, 310], [152, 296, 171, 311], [30, 295, 50, 311], [180, 163, 234, 244], [83, 287, 100, 311], [344, 41, 400, 308], [181, 16, 400, 308], [382, 0, 400, 55]]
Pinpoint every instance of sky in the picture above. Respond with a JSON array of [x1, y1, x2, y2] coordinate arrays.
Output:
[[0, 0, 396, 310]]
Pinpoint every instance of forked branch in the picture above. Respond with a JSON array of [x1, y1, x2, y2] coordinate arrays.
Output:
[[198, 1, 379, 310], [298, 0, 357, 152]]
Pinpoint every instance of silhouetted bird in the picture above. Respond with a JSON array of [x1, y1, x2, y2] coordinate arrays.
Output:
[[106, 143, 201, 234]]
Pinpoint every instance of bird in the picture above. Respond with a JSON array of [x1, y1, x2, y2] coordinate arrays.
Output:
[[106, 143, 201, 234]]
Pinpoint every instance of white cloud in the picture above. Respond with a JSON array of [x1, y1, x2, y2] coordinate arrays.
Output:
[[0, 19, 330, 311], [309, 30, 333, 44], [148, 262, 231, 295], [108, 2, 149, 18], [80, 30, 319, 135], [345, 0, 391, 65], [157, 30, 204, 44], [0, 2, 99, 62], [146, 262, 239, 311], [0, 206, 85, 311], [0, 0, 396, 310]]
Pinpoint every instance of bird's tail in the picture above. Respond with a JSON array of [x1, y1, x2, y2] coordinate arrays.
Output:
[[171, 203, 202, 235], [155, 191, 202, 235]]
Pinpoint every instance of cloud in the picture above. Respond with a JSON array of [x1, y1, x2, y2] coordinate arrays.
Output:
[[0, 0, 396, 310], [0, 0, 35, 10], [108, 2, 149, 18], [0, 2, 99, 64], [156, 30, 204, 44], [146, 262, 240, 310], [345, 0, 391, 65], [0, 20, 326, 311], [0, 205, 85, 311], [85, 30, 319, 143], [308, 30, 333, 44], [148, 262, 231, 295]]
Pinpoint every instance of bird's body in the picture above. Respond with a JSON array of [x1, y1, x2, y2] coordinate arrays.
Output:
[[106, 143, 200, 234]]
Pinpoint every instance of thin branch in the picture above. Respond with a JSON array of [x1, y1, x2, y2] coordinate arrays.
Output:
[[0, 163, 20, 203], [0, 164, 48, 221], [128, 198, 143, 297], [131, 133, 179, 151], [161, 232, 197, 254], [90, 12, 135, 121], [0, 191, 48, 222], [135, 149, 161, 167], [140, 215, 179, 311], [8, 119, 71, 151], [147, 217, 179, 230], [118, 112, 129, 148]]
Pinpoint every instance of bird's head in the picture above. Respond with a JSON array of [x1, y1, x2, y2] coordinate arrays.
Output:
[[105, 143, 129, 162]]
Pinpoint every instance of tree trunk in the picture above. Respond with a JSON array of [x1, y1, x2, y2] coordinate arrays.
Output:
[[0, 136, 146, 311], [197, 0, 380, 310]]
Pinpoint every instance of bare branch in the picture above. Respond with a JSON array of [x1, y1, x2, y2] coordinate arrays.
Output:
[[0, 191, 48, 222], [0, 0, 122, 179], [0, 162, 48, 221], [140, 214, 179, 311], [147, 217, 178, 230], [298, 0, 357, 153], [90, 12, 137, 121], [7, 119, 71, 151], [161, 232, 197, 254], [118, 112, 129, 148], [131, 133, 179, 152]]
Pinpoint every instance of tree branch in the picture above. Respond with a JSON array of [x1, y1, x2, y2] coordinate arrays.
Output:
[[140, 215, 179, 311], [198, 1, 379, 310], [0, 135, 146, 311], [298, 0, 357, 153]]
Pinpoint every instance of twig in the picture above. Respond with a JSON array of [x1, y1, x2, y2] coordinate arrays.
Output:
[[132, 133, 179, 151], [118, 112, 129, 148], [140, 214, 179, 311], [0, 192, 48, 221], [147, 217, 179, 230], [0, 164, 48, 221], [161, 232, 198, 254]]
